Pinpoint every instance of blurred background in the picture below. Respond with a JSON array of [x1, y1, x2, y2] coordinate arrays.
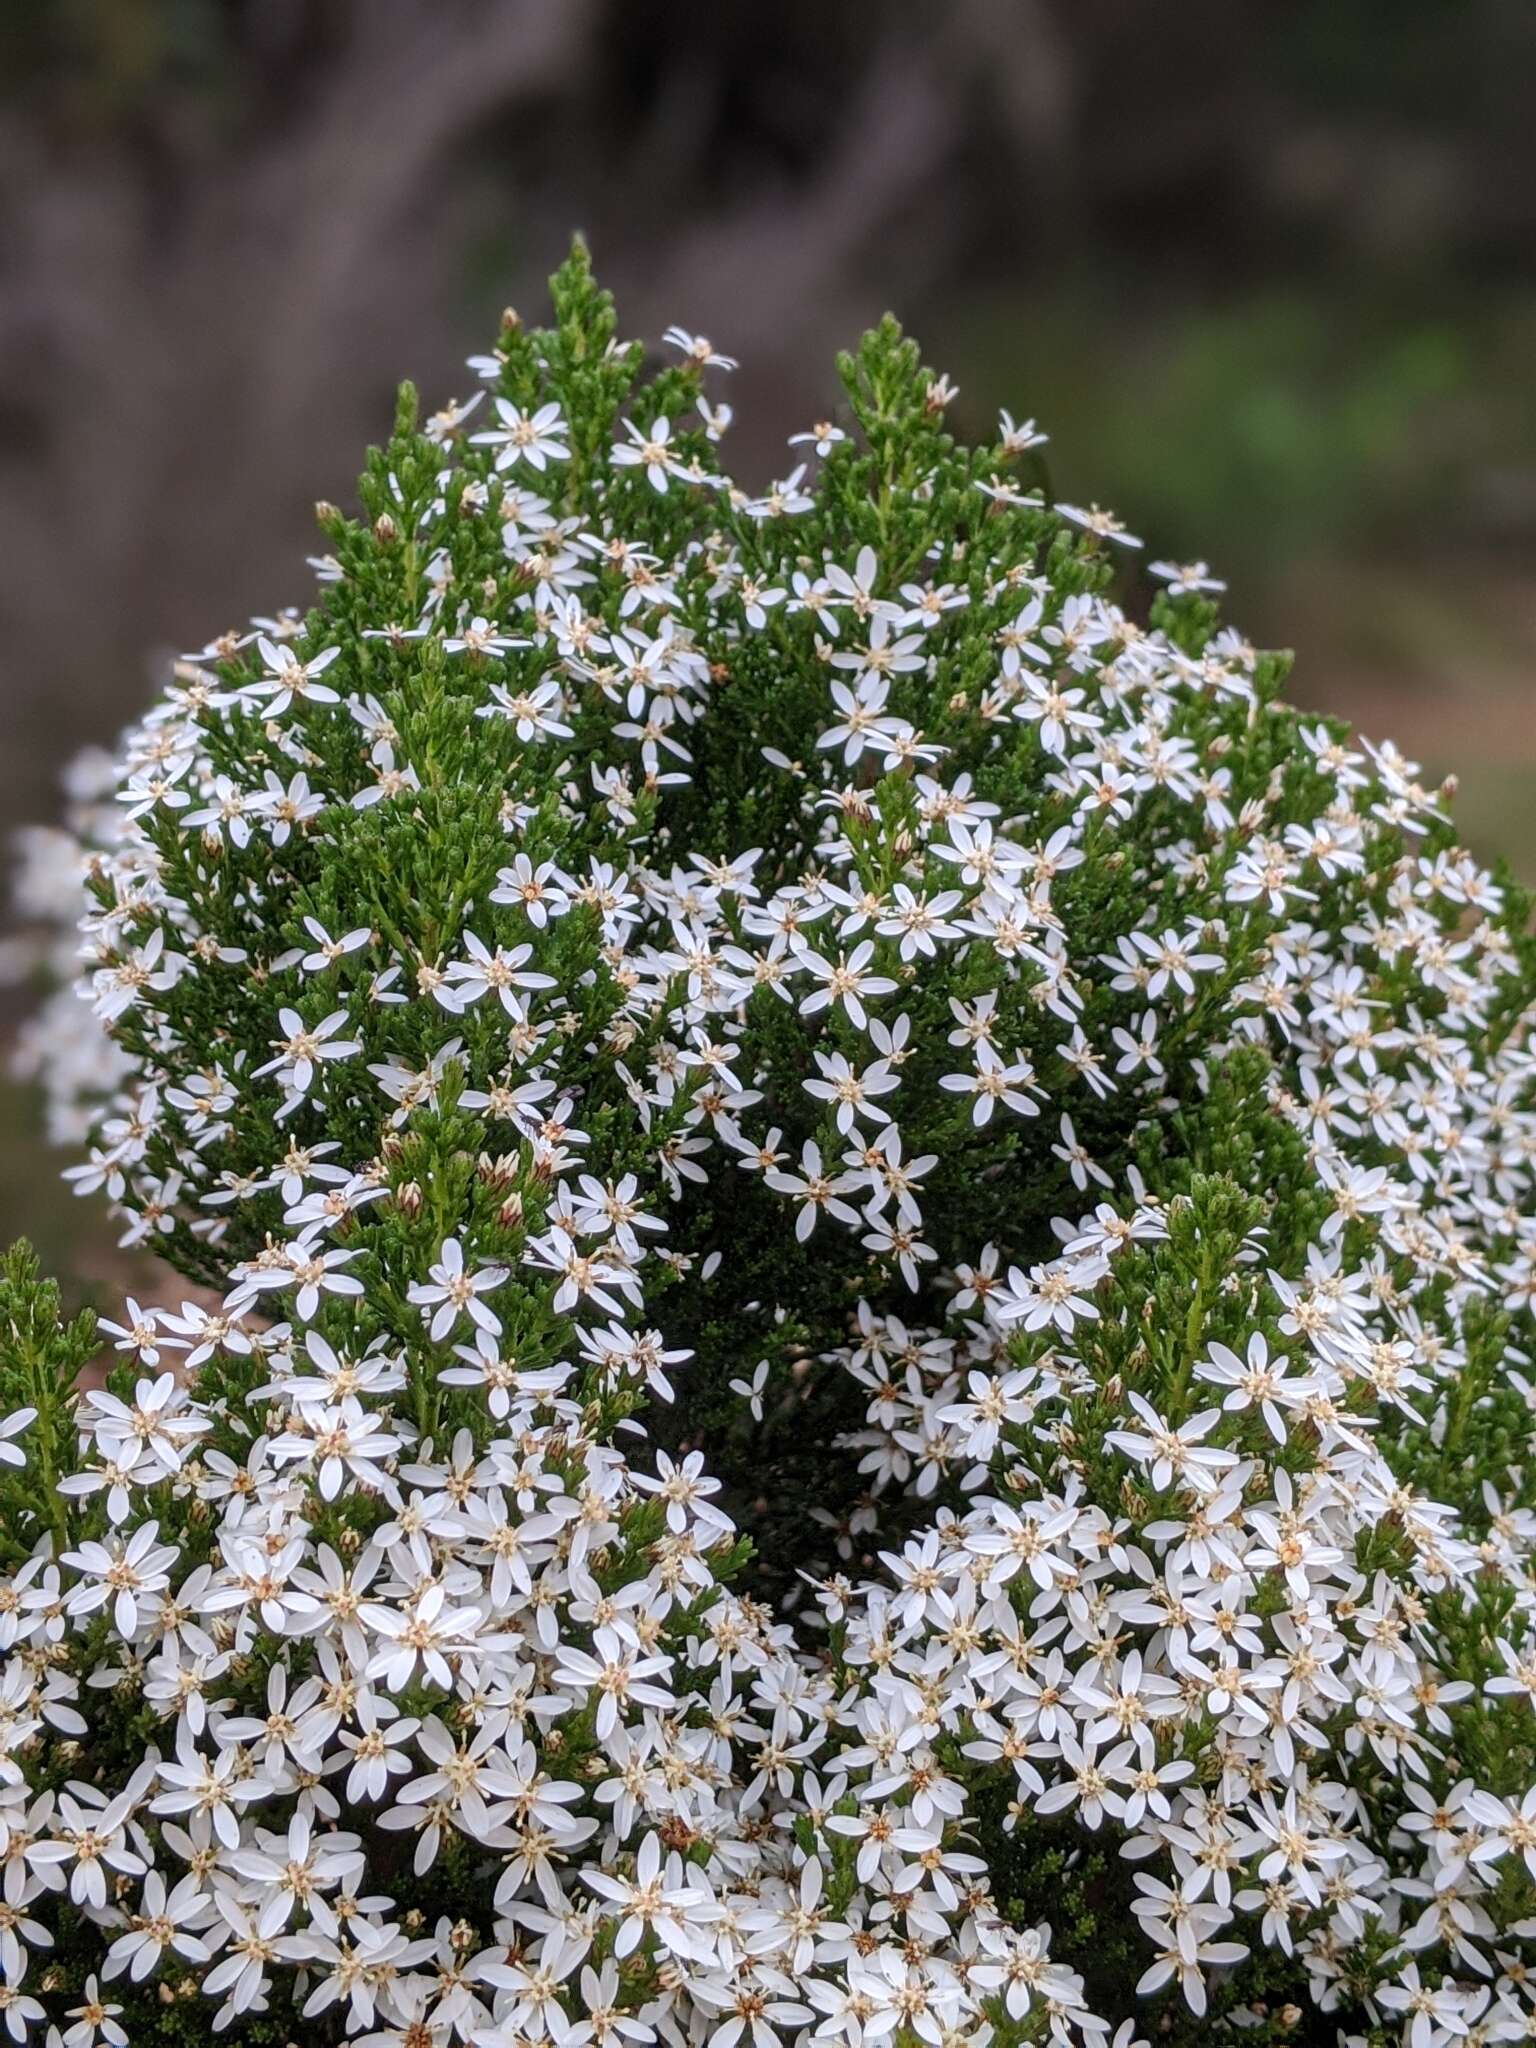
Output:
[[3, 0, 1535, 1299]]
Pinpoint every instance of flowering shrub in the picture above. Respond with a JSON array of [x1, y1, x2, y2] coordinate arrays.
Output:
[[4, 243, 1536, 2048]]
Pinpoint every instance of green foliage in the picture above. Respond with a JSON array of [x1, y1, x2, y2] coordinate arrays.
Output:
[[8, 244, 1536, 2048], [0, 1241, 96, 1564]]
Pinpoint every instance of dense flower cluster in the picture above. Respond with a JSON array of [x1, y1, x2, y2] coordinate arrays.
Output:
[[4, 245, 1536, 2048]]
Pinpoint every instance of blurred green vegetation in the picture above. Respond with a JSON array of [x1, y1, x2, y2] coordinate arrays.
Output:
[[0, 1080, 97, 1302], [959, 290, 1471, 566]]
